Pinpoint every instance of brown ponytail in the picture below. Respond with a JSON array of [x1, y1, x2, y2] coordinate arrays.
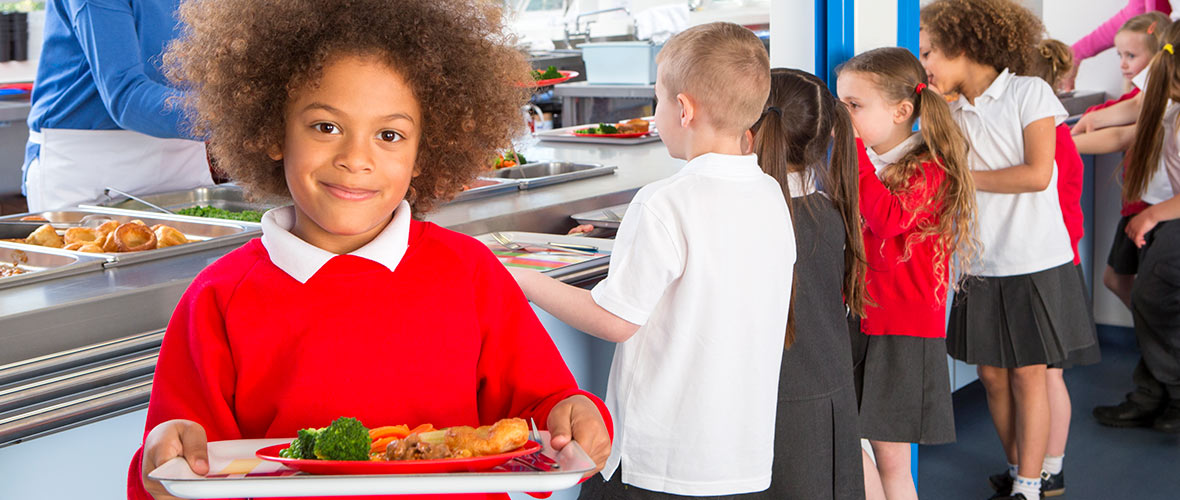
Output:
[[751, 68, 869, 349], [837, 47, 980, 295], [1030, 38, 1073, 91], [1125, 22, 1180, 202]]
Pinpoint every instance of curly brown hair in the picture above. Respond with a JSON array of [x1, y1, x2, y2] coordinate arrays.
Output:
[[1030, 38, 1073, 91], [921, 0, 1044, 75], [164, 0, 533, 214]]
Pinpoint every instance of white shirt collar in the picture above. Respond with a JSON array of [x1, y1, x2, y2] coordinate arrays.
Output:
[[260, 200, 412, 283], [952, 67, 1013, 110], [785, 171, 816, 198], [678, 152, 763, 178], [866, 133, 922, 173]]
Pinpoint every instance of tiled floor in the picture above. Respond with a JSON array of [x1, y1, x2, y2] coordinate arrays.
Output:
[[918, 326, 1180, 499]]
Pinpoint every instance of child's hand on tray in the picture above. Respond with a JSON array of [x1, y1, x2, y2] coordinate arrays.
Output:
[[547, 394, 611, 477], [568, 224, 595, 236], [142, 419, 209, 500]]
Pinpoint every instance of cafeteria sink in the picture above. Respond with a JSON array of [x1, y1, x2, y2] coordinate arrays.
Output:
[[486, 161, 617, 189]]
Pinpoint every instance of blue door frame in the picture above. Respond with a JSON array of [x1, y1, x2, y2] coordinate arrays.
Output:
[[813, 0, 923, 486]]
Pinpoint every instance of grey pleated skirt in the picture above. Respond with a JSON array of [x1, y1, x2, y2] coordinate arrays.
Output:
[[849, 319, 956, 445], [758, 384, 865, 499], [947, 262, 1098, 368], [1051, 264, 1102, 369]]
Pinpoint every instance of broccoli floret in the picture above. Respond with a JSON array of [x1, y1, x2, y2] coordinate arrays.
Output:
[[279, 427, 323, 459], [313, 417, 370, 461]]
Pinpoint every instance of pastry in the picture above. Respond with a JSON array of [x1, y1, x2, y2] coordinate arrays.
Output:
[[77, 243, 104, 253], [64, 227, 102, 245], [113, 223, 157, 252], [25, 224, 65, 248], [95, 220, 120, 241], [151, 224, 189, 248], [19, 215, 48, 222]]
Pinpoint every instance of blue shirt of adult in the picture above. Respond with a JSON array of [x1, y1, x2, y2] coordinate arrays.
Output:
[[22, 0, 193, 184]]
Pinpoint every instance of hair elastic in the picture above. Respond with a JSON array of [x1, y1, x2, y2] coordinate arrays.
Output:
[[764, 106, 782, 116], [1166, 43, 1175, 54], [1148, 21, 1158, 34], [914, 82, 927, 94]]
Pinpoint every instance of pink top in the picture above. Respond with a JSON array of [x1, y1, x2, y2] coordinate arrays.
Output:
[[1071, 0, 1172, 61]]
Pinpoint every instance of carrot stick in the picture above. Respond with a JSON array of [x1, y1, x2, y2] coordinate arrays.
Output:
[[369, 425, 410, 441], [371, 436, 398, 453], [408, 423, 434, 435]]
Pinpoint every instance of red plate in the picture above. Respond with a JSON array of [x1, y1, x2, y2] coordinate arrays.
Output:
[[527, 70, 578, 87], [569, 130, 651, 138], [255, 441, 541, 475]]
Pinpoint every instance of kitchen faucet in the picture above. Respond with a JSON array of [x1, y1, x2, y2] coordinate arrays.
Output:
[[563, 6, 634, 48]]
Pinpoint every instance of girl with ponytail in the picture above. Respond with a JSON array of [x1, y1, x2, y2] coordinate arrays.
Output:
[[835, 46, 978, 500], [745, 67, 866, 500], [1093, 22, 1180, 437]]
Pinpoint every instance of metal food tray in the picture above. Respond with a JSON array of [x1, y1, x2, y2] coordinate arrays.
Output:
[[449, 177, 522, 203], [0, 243, 106, 290], [82, 185, 282, 222], [570, 203, 630, 229], [535, 124, 662, 145], [484, 162, 617, 190], [0, 209, 259, 267], [474, 231, 613, 281]]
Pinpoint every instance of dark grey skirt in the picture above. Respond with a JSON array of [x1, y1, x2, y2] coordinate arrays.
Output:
[[947, 262, 1098, 368], [757, 384, 865, 500], [849, 321, 956, 445], [1051, 265, 1101, 369]]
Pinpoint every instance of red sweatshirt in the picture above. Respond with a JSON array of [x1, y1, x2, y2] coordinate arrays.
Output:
[[856, 138, 949, 338], [1055, 123, 1085, 265], [127, 221, 612, 500]]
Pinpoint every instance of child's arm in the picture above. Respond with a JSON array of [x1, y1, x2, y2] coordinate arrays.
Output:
[[972, 116, 1057, 193], [855, 138, 942, 239], [510, 268, 640, 343], [1073, 124, 1137, 155], [128, 268, 244, 500], [1127, 194, 1180, 246], [1072, 92, 1143, 134], [1070, 0, 1153, 62], [473, 258, 614, 474]]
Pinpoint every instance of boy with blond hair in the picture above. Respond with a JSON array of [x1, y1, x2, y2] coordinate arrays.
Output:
[[510, 22, 795, 498]]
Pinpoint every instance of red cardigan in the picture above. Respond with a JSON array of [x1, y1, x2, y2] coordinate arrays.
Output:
[[1055, 123, 1085, 265], [127, 221, 612, 500], [856, 139, 949, 338]]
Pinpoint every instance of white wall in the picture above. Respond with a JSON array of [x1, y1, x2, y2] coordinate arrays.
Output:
[[854, 1, 898, 55], [1042, 0, 1129, 98], [770, 0, 815, 72]]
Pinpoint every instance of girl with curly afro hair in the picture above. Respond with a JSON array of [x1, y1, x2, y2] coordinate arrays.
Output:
[[920, 1, 1099, 499], [129, 1, 613, 498]]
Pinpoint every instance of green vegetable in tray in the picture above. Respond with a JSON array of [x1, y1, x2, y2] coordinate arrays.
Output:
[[312, 417, 370, 461], [574, 123, 619, 135], [279, 427, 324, 459], [176, 205, 265, 222], [531, 65, 564, 81]]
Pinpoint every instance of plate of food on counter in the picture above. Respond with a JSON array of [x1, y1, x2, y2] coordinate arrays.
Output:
[[149, 416, 595, 499], [536, 117, 661, 145], [526, 66, 577, 87]]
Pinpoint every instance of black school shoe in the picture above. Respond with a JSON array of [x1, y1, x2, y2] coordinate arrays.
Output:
[[1093, 400, 1162, 427], [988, 493, 1041, 500], [988, 471, 1013, 492], [1153, 405, 1180, 433], [1040, 470, 1065, 497]]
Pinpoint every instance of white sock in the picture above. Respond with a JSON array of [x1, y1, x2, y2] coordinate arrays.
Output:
[[1042, 454, 1063, 475], [1007, 462, 1019, 478], [1012, 475, 1042, 498]]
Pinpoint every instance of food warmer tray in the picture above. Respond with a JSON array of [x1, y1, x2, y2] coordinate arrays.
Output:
[[484, 162, 617, 190], [474, 231, 613, 281], [0, 209, 259, 268], [82, 185, 281, 223], [0, 243, 106, 290], [450, 177, 523, 203], [535, 123, 662, 145]]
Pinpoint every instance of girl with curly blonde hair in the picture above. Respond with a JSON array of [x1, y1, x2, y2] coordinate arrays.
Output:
[[128, 1, 613, 498], [921, 1, 1098, 499]]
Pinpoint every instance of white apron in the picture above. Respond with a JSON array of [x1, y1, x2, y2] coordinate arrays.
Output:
[[25, 128, 214, 211]]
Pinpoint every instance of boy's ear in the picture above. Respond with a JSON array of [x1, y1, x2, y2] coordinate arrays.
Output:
[[893, 100, 915, 125], [677, 93, 694, 128], [741, 129, 754, 155], [266, 143, 283, 161]]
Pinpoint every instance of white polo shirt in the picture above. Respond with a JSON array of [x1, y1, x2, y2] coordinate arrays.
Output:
[[950, 69, 1073, 276], [591, 152, 795, 495], [1132, 67, 1178, 204]]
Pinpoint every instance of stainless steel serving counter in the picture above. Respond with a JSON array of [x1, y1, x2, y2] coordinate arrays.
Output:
[[0, 137, 683, 445]]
